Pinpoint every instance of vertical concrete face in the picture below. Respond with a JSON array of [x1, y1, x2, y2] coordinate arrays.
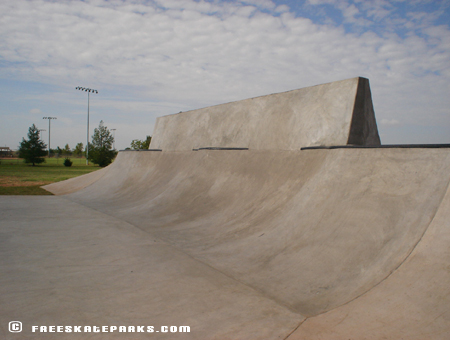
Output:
[[150, 77, 381, 150], [347, 77, 381, 146]]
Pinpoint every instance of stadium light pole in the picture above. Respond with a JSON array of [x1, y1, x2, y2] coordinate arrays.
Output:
[[111, 128, 116, 150], [75, 87, 98, 165], [42, 117, 57, 157]]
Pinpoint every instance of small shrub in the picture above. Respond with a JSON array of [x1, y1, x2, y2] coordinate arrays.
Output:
[[63, 158, 73, 167]]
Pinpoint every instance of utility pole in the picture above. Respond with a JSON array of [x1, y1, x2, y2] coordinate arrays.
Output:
[[42, 117, 57, 157], [75, 87, 98, 165]]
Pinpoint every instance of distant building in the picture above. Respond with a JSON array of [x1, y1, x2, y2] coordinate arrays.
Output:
[[0, 147, 13, 158]]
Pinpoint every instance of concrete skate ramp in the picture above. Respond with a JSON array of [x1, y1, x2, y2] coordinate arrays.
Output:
[[38, 77, 450, 338], [43, 147, 450, 338], [150, 77, 380, 151]]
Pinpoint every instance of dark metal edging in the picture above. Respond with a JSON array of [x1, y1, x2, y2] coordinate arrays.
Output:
[[301, 144, 450, 150], [193, 147, 249, 151]]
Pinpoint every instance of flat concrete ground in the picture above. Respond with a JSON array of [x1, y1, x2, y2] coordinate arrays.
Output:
[[0, 196, 300, 340], [2, 148, 450, 339]]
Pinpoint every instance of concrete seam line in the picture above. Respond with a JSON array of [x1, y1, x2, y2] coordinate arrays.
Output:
[[283, 317, 309, 340]]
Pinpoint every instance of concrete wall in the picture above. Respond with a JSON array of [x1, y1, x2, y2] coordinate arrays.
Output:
[[150, 77, 381, 151]]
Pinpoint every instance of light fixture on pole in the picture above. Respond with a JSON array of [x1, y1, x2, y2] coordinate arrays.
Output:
[[75, 87, 98, 165], [111, 128, 116, 150], [42, 117, 57, 157]]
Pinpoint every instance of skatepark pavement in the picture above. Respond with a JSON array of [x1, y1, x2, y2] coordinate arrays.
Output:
[[1, 77, 449, 339]]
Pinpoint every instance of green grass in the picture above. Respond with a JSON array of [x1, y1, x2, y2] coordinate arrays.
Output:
[[0, 185, 53, 195], [0, 157, 100, 195]]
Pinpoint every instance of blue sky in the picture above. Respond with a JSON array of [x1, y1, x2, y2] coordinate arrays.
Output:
[[1, 0, 449, 150]]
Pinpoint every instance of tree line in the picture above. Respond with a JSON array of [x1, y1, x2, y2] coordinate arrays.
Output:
[[48, 143, 85, 158], [18, 121, 152, 167]]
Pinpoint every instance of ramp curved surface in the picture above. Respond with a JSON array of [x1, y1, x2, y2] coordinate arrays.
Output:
[[44, 147, 450, 338]]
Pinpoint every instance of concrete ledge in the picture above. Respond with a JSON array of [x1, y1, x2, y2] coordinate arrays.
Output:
[[150, 77, 381, 151]]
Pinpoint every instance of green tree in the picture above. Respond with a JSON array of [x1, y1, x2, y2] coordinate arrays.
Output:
[[130, 135, 152, 150], [89, 120, 117, 167], [73, 142, 84, 157], [18, 124, 47, 166], [56, 146, 63, 158], [62, 143, 72, 156]]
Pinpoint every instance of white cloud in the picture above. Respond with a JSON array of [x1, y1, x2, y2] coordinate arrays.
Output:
[[342, 3, 360, 21], [275, 4, 290, 13]]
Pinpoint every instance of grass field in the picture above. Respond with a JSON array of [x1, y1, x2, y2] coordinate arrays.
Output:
[[0, 157, 100, 195]]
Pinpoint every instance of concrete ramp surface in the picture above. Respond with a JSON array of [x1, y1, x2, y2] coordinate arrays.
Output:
[[2, 78, 450, 339]]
